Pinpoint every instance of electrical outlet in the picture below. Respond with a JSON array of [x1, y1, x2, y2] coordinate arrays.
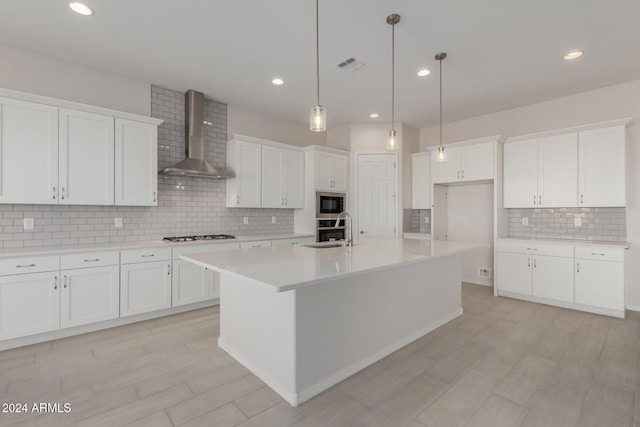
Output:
[[574, 217, 582, 227], [23, 218, 34, 230], [271, 216, 276, 224], [243, 217, 249, 225], [479, 268, 491, 278], [522, 217, 529, 225], [115, 217, 123, 228]]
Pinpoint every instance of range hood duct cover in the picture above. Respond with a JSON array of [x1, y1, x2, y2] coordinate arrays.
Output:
[[159, 90, 232, 178]]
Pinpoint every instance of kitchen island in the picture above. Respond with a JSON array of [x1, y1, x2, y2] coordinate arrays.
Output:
[[181, 238, 480, 406]]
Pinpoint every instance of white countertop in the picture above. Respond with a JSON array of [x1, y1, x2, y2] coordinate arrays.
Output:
[[0, 233, 315, 258], [181, 238, 483, 292], [497, 237, 629, 248]]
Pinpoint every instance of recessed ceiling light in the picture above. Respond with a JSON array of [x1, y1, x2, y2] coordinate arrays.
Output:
[[369, 113, 380, 119], [417, 69, 431, 77], [68, 2, 93, 15], [272, 78, 285, 86], [564, 51, 583, 60]]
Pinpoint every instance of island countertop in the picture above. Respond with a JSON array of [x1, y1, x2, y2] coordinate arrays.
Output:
[[181, 238, 482, 292]]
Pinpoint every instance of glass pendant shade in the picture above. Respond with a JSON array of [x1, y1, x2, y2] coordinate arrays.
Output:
[[436, 145, 447, 163], [310, 105, 326, 132], [387, 130, 397, 151]]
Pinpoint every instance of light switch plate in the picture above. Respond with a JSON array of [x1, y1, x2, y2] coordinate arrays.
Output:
[[243, 217, 249, 225], [522, 217, 529, 226], [115, 218, 123, 228], [23, 218, 34, 230]]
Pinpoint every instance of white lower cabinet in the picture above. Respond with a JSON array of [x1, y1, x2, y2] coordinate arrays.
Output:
[[532, 255, 574, 302], [496, 252, 532, 295], [61, 266, 119, 328], [120, 248, 172, 317], [574, 247, 625, 312], [0, 272, 60, 341], [172, 259, 214, 307]]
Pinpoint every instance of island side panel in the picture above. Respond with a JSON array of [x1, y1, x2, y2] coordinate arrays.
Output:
[[294, 254, 462, 403], [217, 273, 299, 404]]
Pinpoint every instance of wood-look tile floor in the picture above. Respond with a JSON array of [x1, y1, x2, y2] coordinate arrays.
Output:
[[2, 283, 640, 426]]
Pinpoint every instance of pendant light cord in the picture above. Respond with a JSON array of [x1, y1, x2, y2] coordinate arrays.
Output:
[[316, 0, 320, 106], [439, 57, 442, 148], [391, 20, 395, 131]]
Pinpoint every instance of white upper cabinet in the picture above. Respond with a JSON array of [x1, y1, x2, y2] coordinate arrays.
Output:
[[0, 90, 161, 207], [59, 109, 115, 205], [411, 152, 431, 209], [315, 151, 348, 192], [0, 97, 58, 204], [432, 141, 493, 184], [578, 125, 626, 207], [261, 146, 304, 208], [115, 118, 158, 206], [227, 138, 262, 207], [504, 133, 577, 208]]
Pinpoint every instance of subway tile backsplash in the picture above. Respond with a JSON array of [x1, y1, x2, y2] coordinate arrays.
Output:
[[507, 207, 626, 242], [0, 85, 294, 249]]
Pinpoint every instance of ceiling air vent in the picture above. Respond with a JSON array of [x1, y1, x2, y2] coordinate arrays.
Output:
[[336, 57, 366, 73]]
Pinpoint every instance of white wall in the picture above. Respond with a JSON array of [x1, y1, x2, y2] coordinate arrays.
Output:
[[227, 104, 326, 148], [446, 183, 494, 286], [421, 78, 640, 307], [0, 44, 150, 116]]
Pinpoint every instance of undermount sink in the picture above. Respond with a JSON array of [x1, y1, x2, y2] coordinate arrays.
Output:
[[301, 242, 347, 249]]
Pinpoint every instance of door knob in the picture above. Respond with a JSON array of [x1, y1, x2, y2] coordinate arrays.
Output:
[[360, 230, 366, 234]]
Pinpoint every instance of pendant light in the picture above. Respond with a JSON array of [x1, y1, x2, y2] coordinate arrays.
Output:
[[435, 52, 447, 163], [386, 14, 400, 151], [310, 0, 326, 132]]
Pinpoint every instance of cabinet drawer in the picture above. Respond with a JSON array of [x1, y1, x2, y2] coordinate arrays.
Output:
[[61, 251, 119, 270], [271, 237, 315, 247], [575, 246, 624, 262], [121, 247, 171, 264], [172, 242, 240, 258], [0, 256, 60, 276], [240, 240, 272, 249], [496, 241, 573, 258]]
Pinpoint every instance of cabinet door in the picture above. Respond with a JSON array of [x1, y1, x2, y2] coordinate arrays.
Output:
[[432, 147, 460, 184], [283, 148, 304, 208], [236, 140, 262, 207], [538, 133, 577, 207], [0, 98, 58, 204], [503, 139, 538, 208], [496, 252, 532, 295], [172, 259, 211, 307], [115, 119, 158, 206], [460, 142, 493, 181], [315, 151, 333, 191], [261, 146, 284, 208], [578, 126, 626, 207], [411, 154, 431, 209], [0, 272, 60, 340], [331, 154, 348, 192], [575, 259, 624, 311], [532, 255, 574, 302], [61, 266, 119, 328], [120, 261, 171, 316], [59, 109, 115, 205]]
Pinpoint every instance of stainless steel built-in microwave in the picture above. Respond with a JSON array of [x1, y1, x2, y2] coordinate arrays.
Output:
[[316, 192, 346, 218]]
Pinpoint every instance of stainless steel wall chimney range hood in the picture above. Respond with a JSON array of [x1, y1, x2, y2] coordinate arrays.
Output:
[[159, 90, 232, 179]]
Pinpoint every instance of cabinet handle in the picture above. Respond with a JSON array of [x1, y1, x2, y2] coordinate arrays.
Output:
[[84, 258, 100, 262], [53, 187, 56, 200], [462, 170, 465, 179], [16, 264, 36, 268], [534, 258, 537, 268], [526, 248, 538, 251], [63, 275, 68, 289], [141, 254, 155, 258], [591, 252, 606, 256], [54, 276, 58, 290], [61, 187, 65, 200], [285, 197, 288, 205], [533, 195, 536, 205], [539, 195, 542, 205], [167, 264, 171, 275], [577, 262, 580, 273], [153, 192, 157, 202], [237, 195, 240, 205], [528, 258, 531, 267], [291, 242, 299, 245], [580, 194, 584, 204]]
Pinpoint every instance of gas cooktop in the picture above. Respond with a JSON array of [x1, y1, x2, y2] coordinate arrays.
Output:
[[163, 234, 236, 243]]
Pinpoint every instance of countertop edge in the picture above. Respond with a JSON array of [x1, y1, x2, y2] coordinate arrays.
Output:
[[496, 237, 629, 249]]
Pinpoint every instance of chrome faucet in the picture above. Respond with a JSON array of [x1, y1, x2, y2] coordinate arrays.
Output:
[[335, 212, 353, 247]]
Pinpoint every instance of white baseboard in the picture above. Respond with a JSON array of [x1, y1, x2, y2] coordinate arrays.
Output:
[[218, 307, 463, 407], [498, 290, 624, 318], [626, 304, 640, 313]]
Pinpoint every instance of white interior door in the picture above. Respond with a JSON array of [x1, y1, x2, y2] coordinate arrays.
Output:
[[357, 154, 396, 238]]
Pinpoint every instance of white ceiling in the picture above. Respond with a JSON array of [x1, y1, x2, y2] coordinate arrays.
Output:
[[2, 0, 640, 128]]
